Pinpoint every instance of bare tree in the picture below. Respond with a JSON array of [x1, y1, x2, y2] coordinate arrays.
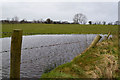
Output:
[[73, 13, 87, 24]]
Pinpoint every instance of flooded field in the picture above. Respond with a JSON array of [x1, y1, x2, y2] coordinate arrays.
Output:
[[1, 34, 110, 78]]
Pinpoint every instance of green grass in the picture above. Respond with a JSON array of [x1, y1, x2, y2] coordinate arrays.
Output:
[[41, 34, 118, 78], [2, 24, 118, 37]]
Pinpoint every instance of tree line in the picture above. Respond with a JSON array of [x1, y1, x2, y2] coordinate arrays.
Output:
[[1, 13, 119, 25]]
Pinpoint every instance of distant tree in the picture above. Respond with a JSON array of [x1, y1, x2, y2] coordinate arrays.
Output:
[[20, 19, 27, 23], [94, 22, 96, 25], [6, 18, 10, 21], [46, 18, 53, 24], [46, 18, 50, 23], [11, 16, 19, 23], [88, 21, 92, 25], [62, 21, 69, 24], [73, 13, 87, 24], [1, 20, 9, 24], [36, 20, 40, 23], [3, 18, 10, 23], [99, 21, 101, 25], [12, 18, 14, 21], [94, 21, 101, 25], [20, 20, 25, 23], [33, 19, 37, 23], [102, 21, 106, 25], [108, 22, 113, 25], [39, 18, 44, 23]]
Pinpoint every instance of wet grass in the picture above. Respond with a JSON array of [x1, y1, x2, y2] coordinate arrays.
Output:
[[41, 34, 118, 78], [2, 24, 118, 37]]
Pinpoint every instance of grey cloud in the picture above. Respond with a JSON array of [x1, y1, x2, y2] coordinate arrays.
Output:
[[2, 2, 118, 22]]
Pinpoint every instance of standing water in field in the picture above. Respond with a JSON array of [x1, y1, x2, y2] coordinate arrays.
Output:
[[1, 34, 111, 78]]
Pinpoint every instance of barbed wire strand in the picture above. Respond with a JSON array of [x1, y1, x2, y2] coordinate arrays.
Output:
[[0, 41, 81, 53]]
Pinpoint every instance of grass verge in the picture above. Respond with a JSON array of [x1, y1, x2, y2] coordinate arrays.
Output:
[[41, 34, 119, 78]]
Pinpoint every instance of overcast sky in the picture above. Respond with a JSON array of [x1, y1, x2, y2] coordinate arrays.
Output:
[[1, 1, 119, 23]]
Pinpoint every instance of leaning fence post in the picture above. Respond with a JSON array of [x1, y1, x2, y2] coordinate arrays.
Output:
[[74, 34, 102, 59], [88, 34, 102, 49], [104, 32, 111, 40], [10, 29, 22, 80]]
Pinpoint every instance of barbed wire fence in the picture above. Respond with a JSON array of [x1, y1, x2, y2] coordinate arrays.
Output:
[[1, 32, 83, 53], [2, 31, 89, 78], [1, 30, 111, 78]]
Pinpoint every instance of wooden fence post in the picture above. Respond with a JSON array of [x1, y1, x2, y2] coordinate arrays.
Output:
[[74, 34, 102, 59], [10, 29, 22, 80], [88, 34, 102, 49], [104, 32, 111, 40]]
